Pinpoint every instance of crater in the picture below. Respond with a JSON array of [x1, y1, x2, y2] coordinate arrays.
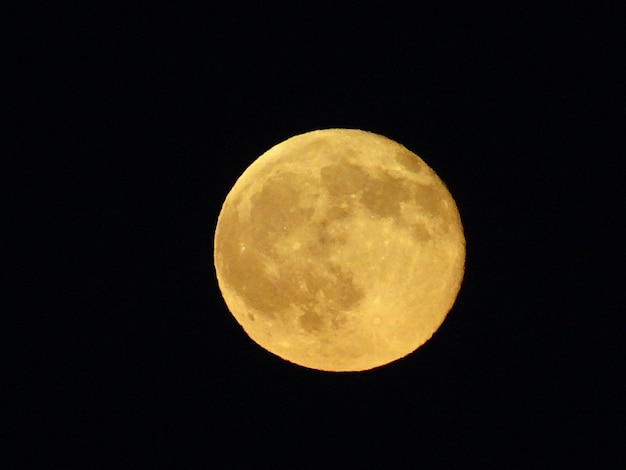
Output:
[[321, 163, 370, 196], [411, 220, 432, 242], [295, 262, 364, 334], [299, 308, 324, 332], [321, 162, 414, 221], [360, 171, 412, 220], [325, 204, 352, 222], [248, 172, 315, 250], [414, 182, 444, 217], [395, 148, 423, 174], [217, 236, 290, 316]]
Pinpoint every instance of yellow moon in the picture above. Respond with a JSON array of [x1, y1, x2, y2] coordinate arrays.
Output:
[[214, 129, 465, 372]]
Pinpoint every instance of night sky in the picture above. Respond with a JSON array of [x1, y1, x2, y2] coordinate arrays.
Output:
[[5, 3, 622, 467]]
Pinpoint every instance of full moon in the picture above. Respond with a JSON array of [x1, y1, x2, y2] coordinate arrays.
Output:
[[214, 129, 465, 372]]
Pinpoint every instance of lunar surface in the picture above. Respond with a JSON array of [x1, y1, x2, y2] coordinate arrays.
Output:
[[214, 129, 465, 372]]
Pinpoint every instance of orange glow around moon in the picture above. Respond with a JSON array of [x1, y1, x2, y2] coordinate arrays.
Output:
[[214, 129, 465, 372]]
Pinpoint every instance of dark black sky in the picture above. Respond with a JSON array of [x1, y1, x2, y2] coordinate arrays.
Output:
[[5, 3, 622, 467]]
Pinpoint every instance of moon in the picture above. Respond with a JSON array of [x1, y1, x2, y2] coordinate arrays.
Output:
[[213, 129, 465, 372]]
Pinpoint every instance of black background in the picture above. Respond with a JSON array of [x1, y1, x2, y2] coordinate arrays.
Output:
[[5, 2, 623, 467]]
